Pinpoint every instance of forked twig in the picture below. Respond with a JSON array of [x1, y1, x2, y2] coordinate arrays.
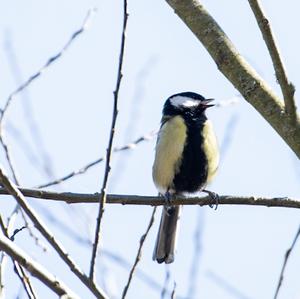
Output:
[[122, 207, 157, 298], [0, 8, 96, 126], [0, 234, 78, 298], [0, 166, 108, 299], [0, 134, 19, 184], [0, 12, 97, 289], [274, 224, 300, 299], [0, 215, 38, 299], [35, 96, 235, 190], [37, 131, 156, 189], [248, 0, 297, 119], [89, 0, 129, 281]]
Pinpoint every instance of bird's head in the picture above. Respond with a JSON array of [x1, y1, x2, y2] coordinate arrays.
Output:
[[163, 92, 214, 119]]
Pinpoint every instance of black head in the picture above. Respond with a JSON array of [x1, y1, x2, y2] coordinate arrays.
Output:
[[163, 92, 214, 119]]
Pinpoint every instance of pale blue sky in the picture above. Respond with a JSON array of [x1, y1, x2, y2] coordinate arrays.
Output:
[[0, 1, 299, 298]]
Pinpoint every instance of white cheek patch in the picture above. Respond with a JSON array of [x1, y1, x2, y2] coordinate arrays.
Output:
[[170, 96, 199, 108]]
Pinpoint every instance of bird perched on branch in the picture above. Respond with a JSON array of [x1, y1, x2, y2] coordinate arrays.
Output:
[[152, 91, 219, 264]]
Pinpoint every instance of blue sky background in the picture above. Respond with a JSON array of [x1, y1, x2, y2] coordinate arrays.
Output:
[[0, 0, 299, 298]]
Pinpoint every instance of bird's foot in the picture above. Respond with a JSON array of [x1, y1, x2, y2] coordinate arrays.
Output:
[[203, 189, 219, 210], [163, 190, 172, 206], [162, 191, 174, 215]]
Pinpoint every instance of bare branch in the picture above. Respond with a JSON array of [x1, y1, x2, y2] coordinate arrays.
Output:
[[187, 210, 204, 298], [0, 215, 38, 299], [4, 32, 56, 179], [0, 187, 299, 209], [0, 210, 18, 298], [0, 166, 108, 299], [19, 210, 48, 252], [0, 8, 96, 126], [165, 0, 300, 158], [89, 0, 129, 280], [171, 282, 177, 299], [10, 225, 26, 241], [0, 233, 79, 298], [1, 95, 233, 189], [37, 131, 156, 189], [248, 0, 297, 120], [160, 266, 170, 299], [35, 203, 177, 297], [274, 224, 300, 299], [122, 207, 157, 298], [0, 135, 20, 184]]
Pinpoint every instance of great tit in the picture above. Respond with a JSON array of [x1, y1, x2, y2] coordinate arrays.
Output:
[[152, 91, 219, 264]]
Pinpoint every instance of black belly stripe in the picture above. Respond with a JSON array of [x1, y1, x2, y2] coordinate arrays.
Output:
[[172, 120, 208, 193]]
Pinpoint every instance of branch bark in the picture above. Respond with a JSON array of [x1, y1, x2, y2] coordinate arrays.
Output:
[[0, 167, 108, 299], [89, 0, 129, 281], [247, 0, 297, 120], [165, 0, 300, 158], [0, 187, 299, 209], [0, 233, 79, 299]]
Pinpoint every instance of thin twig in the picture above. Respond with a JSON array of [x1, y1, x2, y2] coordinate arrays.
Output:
[[6, 122, 47, 176], [4, 33, 56, 179], [0, 215, 8, 298], [0, 234, 79, 298], [0, 8, 96, 127], [89, 0, 129, 281], [0, 135, 19, 184], [274, 224, 300, 299], [187, 210, 204, 298], [206, 270, 252, 299], [171, 282, 177, 299], [35, 202, 177, 297], [247, 0, 297, 119], [0, 215, 38, 299], [34, 97, 231, 189], [122, 207, 157, 298], [10, 225, 26, 241], [19, 210, 47, 252], [165, 0, 300, 159], [13, 263, 37, 299], [110, 56, 158, 190], [0, 13, 97, 292], [161, 266, 171, 299], [36, 131, 156, 189], [0, 166, 108, 299], [0, 187, 299, 209]]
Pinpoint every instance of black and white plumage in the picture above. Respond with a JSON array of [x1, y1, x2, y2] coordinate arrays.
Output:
[[152, 92, 219, 264]]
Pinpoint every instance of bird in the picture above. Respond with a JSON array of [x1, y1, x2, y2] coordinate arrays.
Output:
[[152, 91, 219, 264]]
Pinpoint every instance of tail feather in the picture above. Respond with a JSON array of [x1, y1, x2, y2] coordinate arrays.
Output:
[[153, 205, 181, 264]]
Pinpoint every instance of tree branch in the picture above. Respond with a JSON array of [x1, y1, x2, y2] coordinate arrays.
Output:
[[89, 0, 129, 281], [274, 224, 300, 299], [36, 130, 156, 189], [0, 166, 108, 299], [247, 0, 297, 120], [0, 187, 299, 208], [0, 8, 96, 127], [0, 208, 37, 299], [165, 0, 300, 158], [122, 208, 157, 298], [0, 233, 79, 299]]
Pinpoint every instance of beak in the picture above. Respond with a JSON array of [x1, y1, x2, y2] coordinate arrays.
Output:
[[201, 98, 215, 108]]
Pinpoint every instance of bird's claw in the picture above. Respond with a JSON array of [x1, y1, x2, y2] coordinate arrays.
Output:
[[203, 189, 219, 210], [161, 191, 174, 215]]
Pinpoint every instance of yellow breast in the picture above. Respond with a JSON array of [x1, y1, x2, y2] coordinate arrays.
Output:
[[152, 116, 187, 193], [201, 120, 219, 183]]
